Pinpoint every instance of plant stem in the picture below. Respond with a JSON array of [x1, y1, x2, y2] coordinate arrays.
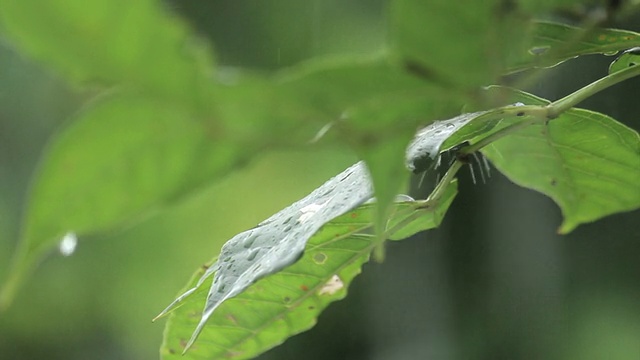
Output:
[[548, 63, 640, 117], [456, 64, 640, 154], [459, 117, 541, 155], [427, 160, 463, 202], [383, 160, 463, 239]]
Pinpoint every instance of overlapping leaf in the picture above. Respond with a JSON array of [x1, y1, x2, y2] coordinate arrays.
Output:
[[508, 22, 640, 73], [389, 0, 527, 88], [479, 88, 640, 233], [0, 0, 215, 105], [158, 180, 457, 359], [390, 5, 640, 80]]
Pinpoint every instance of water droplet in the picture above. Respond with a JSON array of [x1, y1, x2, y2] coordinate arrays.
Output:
[[603, 50, 619, 56], [58, 232, 77, 256], [247, 248, 260, 261], [528, 46, 550, 55], [626, 47, 640, 55], [394, 194, 414, 202], [298, 202, 326, 223], [242, 234, 257, 249]]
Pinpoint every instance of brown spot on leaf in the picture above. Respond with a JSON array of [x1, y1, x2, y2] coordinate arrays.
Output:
[[226, 314, 238, 325]]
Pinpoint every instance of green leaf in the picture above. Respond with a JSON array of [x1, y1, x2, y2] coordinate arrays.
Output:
[[0, 93, 246, 308], [508, 22, 640, 73], [480, 88, 640, 233], [156, 111, 466, 354], [156, 162, 373, 350], [389, 0, 529, 88], [0, 0, 215, 104], [158, 180, 458, 359], [609, 47, 640, 74]]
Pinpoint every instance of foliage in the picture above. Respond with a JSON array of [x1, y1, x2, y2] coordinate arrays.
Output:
[[0, 0, 639, 359]]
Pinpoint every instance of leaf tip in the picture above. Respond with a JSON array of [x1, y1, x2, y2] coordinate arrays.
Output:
[[151, 312, 163, 323], [557, 221, 577, 235], [181, 329, 200, 355]]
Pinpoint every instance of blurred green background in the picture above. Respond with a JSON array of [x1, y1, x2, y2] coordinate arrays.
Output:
[[1, 1, 639, 359]]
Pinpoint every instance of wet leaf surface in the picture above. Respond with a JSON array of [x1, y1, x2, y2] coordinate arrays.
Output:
[[157, 114, 472, 356], [158, 178, 458, 359]]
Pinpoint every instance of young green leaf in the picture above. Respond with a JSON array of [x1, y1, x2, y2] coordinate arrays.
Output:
[[158, 180, 458, 359], [508, 22, 640, 73], [480, 88, 640, 233]]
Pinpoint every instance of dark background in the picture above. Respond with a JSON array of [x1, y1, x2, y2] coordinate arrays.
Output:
[[1, 1, 639, 359]]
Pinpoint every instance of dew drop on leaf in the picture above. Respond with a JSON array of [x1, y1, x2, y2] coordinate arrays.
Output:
[[247, 248, 260, 261], [528, 46, 550, 55], [242, 234, 257, 249], [58, 232, 77, 256]]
